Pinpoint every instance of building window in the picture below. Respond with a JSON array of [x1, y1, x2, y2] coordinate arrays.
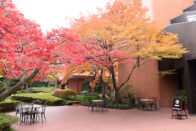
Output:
[[187, 15, 196, 22]]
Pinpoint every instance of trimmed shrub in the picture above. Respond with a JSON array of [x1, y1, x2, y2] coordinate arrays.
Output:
[[16, 90, 27, 94], [82, 78, 103, 93], [11, 93, 64, 106], [107, 103, 134, 110], [0, 101, 20, 112], [65, 100, 80, 105], [82, 96, 101, 100], [80, 95, 101, 106], [28, 81, 48, 87], [54, 89, 76, 99], [82, 78, 92, 92], [0, 113, 18, 131], [33, 87, 54, 93]]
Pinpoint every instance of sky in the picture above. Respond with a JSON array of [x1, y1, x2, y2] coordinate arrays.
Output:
[[12, 0, 113, 33]]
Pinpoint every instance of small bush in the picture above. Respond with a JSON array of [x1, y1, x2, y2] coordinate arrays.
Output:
[[0, 87, 5, 94], [16, 90, 27, 94], [0, 81, 5, 94], [54, 89, 76, 99], [87, 92, 98, 96], [11, 93, 64, 106], [80, 95, 101, 106], [33, 87, 54, 93], [81, 100, 89, 106], [65, 100, 80, 105], [0, 113, 18, 131], [82, 78, 103, 93], [0, 101, 20, 112], [107, 103, 134, 110], [82, 79, 92, 92], [176, 89, 187, 105], [28, 81, 48, 87], [82, 96, 101, 100]]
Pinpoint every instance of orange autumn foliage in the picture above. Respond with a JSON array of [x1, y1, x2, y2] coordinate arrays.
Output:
[[61, 63, 94, 85]]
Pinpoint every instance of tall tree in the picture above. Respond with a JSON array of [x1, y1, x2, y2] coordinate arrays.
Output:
[[0, 0, 55, 101], [69, 0, 186, 102]]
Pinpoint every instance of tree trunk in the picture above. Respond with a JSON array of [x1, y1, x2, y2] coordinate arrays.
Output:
[[55, 78, 60, 88], [114, 89, 119, 103], [110, 66, 119, 102], [0, 68, 39, 101]]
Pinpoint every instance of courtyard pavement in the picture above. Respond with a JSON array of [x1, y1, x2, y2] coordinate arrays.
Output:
[[8, 105, 196, 131]]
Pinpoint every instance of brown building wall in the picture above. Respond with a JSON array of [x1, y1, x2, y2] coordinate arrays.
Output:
[[118, 60, 159, 100], [159, 75, 179, 107], [68, 79, 84, 93], [152, 0, 193, 25], [152, 0, 193, 107], [118, 0, 194, 107]]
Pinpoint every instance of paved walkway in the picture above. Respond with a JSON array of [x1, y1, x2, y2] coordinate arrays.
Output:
[[8, 105, 196, 131]]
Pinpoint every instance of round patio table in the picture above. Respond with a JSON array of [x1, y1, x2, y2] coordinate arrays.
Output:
[[91, 100, 104, 111], [140, 98, 154, 111], [20, 104, 42, 123], [92, 100, 104, 103]]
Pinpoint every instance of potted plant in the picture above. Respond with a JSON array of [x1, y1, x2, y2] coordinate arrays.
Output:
[[175, 89, 188, 108]]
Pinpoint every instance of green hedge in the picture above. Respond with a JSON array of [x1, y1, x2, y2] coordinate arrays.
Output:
[[107, 103, 134, 110], [0, 113, 18, 131], [11, 93, 64, 106], [16, 87, 54, 94], [54, 89, 76, 99], [0, 101, 20, 112], [82, 96, 101, 100], [65, 100, 80, 105], [80, 96, 102, 106], [33, 87, 54, 93], [28, 81, 48, 87]]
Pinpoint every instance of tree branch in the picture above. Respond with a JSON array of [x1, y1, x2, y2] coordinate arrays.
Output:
[[18, 59, 25, 71], [0, 68, 39, 101], [0, 61, 16, 79], [118, 58, 140, 90]]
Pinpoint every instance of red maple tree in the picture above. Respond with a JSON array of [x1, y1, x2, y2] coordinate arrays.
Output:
[[0, 0, 55, 101]]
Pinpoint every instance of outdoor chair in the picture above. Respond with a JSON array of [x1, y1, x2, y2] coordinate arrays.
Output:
[[136, 97, 144, 109], [98, 98, 108, 112], [33, 100, 42, 105], [149, 97, 158, 110], [35, 102, 47, 123], [87, 98, 96, 111], [19, 104, 34, 124], [15, 103, 22, 116]]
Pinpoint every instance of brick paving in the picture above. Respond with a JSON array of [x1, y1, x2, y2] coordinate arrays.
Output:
[[8, 105, 196, 131]]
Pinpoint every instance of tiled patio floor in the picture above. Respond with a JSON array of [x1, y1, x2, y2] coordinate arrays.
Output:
[[8, 105, 196, 131]]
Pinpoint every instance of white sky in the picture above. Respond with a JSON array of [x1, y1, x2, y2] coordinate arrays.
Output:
[[12, 0, 113, 33]]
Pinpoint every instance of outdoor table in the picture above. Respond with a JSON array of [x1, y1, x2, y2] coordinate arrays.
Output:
[[140, 98, 154, 111], [92, 100, 104, 103], [91, 100, 104, 111], [20, 104, 42, 123]]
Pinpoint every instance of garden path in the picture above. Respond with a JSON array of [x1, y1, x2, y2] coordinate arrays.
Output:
[[8, 105, 196, 131]]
